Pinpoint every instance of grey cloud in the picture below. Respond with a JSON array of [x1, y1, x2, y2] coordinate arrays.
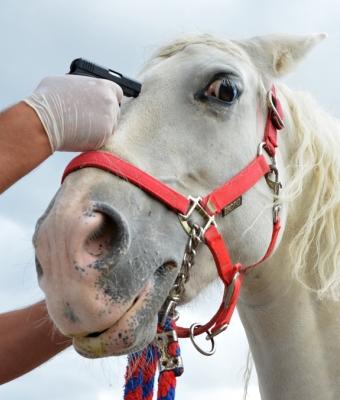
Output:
[[1, 0, 340, 399]]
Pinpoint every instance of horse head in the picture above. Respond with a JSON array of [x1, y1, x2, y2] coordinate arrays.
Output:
[[33, 33, 325, 358]]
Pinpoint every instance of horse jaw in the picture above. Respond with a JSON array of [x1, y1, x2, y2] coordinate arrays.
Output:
[[237, 81, 340, 399]]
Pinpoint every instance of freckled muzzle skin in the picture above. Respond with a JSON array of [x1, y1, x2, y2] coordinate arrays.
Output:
[[34, 167, 188, 357]]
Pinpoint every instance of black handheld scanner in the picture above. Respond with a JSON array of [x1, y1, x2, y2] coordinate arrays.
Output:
[[69, 58, 142, 98]]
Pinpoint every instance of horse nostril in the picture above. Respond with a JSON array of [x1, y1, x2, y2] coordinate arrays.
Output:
[[85, 214, 115, 257], [155, 261, 178, 275], [35, 256, 43, 278], [84, 204, 130, 261]]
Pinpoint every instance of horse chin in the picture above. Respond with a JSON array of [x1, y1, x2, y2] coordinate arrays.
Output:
[[72, 281, 158, 358]]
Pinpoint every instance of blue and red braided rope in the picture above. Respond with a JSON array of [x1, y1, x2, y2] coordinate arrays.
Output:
[[124, 318, 183, 400], [124, 344, 158, 400]]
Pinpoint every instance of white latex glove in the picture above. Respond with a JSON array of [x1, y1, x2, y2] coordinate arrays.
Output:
[[24, 75, 123, 152]]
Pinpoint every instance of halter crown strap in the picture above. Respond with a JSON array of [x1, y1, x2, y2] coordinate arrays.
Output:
[[263, 86, 285, 157]]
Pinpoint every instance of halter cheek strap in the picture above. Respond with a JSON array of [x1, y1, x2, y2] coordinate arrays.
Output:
[[62, 85, 284, 342]]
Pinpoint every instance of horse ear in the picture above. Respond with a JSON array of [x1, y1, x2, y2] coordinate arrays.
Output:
[[237, 33, 327, 77]]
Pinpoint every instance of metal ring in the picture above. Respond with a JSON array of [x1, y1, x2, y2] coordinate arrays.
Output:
[[189, 323, 216, 356], [267, 91, 285, 129], [208, 323, 229, 338], [273, 204, 281, 223], [257, 141, 277, 163], [257, 141, 266, 156]]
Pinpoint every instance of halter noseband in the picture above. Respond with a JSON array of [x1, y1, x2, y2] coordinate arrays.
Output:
[[62, 85, 284, 355]]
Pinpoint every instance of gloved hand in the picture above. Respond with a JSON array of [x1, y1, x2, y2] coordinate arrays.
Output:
[[24, 75, 123, 152]]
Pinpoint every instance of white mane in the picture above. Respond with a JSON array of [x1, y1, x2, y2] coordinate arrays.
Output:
[[147, 35, 340, 301], [278, 85, 340, 301]]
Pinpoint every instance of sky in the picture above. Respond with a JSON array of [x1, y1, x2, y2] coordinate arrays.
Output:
[[1, 0, 340, 399]]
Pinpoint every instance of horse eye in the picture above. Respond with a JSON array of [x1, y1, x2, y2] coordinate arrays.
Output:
[[205, 78, 239, 104]]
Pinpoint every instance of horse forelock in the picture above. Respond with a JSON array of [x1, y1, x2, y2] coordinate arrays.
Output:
[[278, 84, 340, 301], [141, 34, 250, 71]]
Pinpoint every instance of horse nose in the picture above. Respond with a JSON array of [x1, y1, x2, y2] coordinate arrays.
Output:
[[83, 204, 131, 264], [35, 202, 130, 281], [34, 203, 132, 336]]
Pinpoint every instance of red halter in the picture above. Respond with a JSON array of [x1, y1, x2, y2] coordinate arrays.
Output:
[[62, 86, 284, 341]]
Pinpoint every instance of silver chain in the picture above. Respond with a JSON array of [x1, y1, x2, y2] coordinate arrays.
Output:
[[180, 224, 202, 283], [159, 224, 202, 326]]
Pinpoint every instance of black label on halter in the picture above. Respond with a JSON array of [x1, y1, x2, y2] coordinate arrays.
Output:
[[222, 196, 242, 217]]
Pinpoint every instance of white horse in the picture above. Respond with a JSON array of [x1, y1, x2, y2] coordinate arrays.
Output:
[[34, 33, 340, 399]]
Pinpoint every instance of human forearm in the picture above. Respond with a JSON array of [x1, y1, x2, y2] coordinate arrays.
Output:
[[0, 102, 52, 193], [0, 300, 71, 384], [0, 76, 122, 194]]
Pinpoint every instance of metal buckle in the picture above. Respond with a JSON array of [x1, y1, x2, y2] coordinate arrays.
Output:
[[178, 196, 217, 239], [264, 164, 282, 223], [265, 165, 282, 196], [209, 323, 229, 337], [257, 142, 277, 164], [273, 204, 281, 224], [206, 271, 240, 338], [221, 271, 240, 307], [267, 90, 285, 129], [159, 299, 180, 327], [258, 143, 283, 222], [188, 271, 241, 356], [257, 141, 265, 156], [156, 330, 184, 372]]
